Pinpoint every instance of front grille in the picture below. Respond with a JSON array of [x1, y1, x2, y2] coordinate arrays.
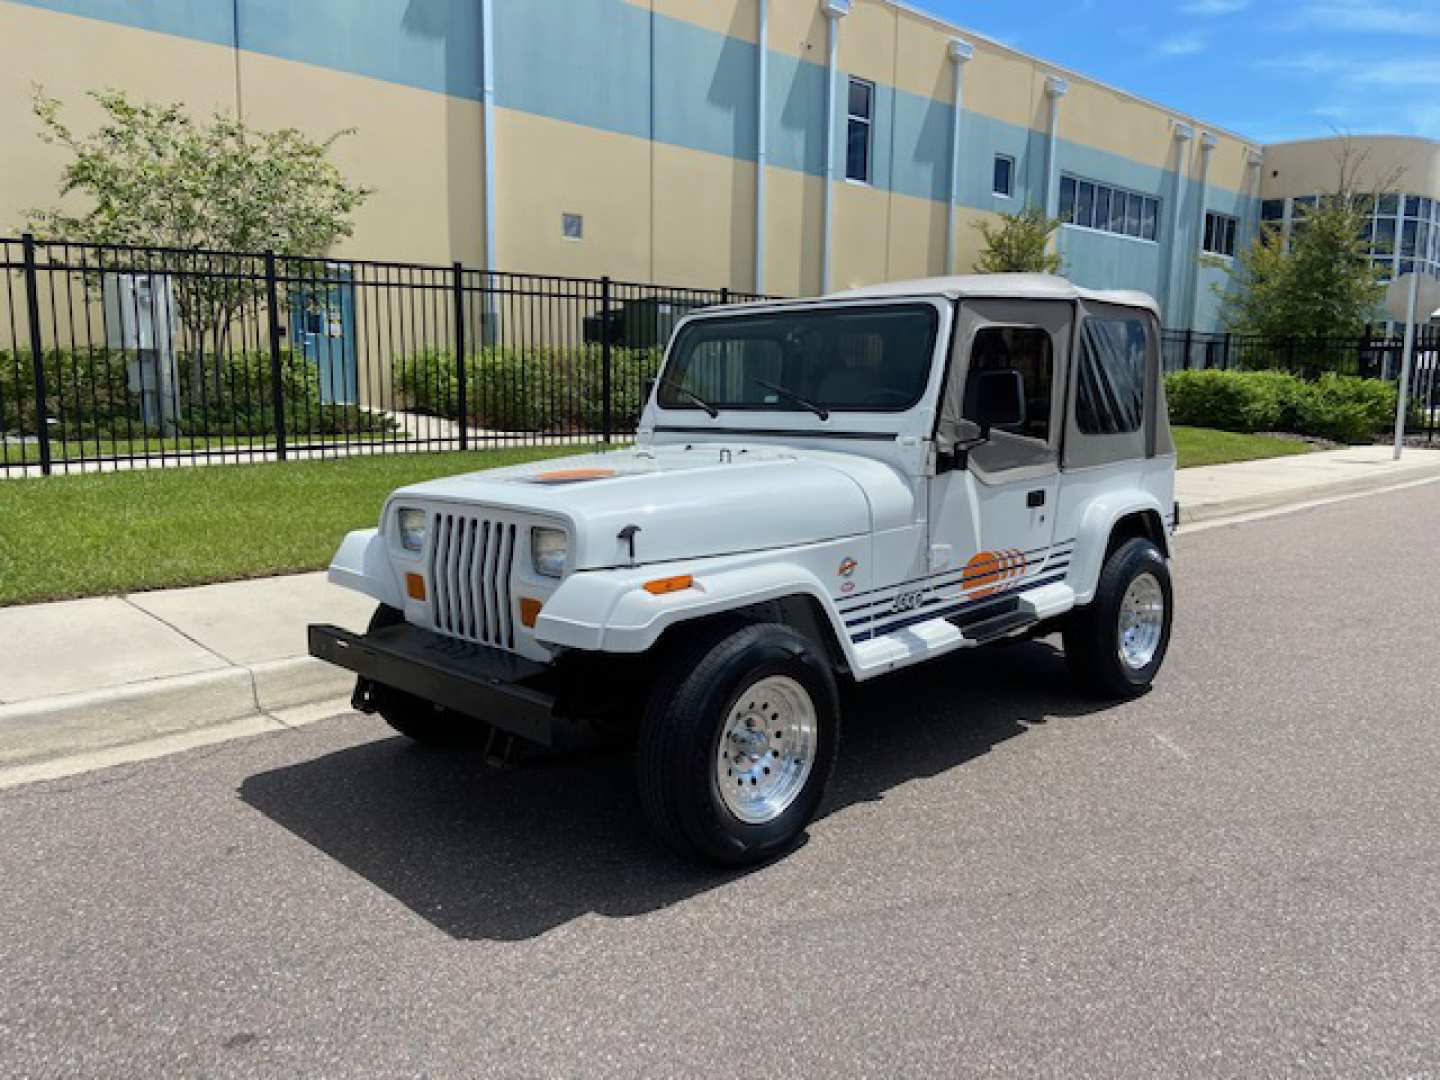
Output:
[[428, 512, 520, 650]]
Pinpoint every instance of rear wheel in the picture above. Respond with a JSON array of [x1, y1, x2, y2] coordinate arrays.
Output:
[[1063, 538, 1172, 699], [637, 622, 840, 866], [364, 604, 491, 747]]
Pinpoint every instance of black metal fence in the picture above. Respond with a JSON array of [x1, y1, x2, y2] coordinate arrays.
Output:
[[5, 234, 1436, 478], [1162, 327, 1440, 442], [1, 235, 764, 477]]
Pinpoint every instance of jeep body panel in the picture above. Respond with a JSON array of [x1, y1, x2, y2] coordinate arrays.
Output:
[[320, 273, 1176, 686]]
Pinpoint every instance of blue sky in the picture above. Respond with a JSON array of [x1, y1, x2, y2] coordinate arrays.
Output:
[[918, 0, 1440, 144]]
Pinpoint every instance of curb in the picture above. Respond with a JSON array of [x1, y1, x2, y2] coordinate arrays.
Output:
[[4, 461, 1439, 775], [0, 657, 353, 770], [1178, 466, 1440, 528]]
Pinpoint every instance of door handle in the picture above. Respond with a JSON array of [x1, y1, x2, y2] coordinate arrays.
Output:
[[1026, 489, 1046, 508]]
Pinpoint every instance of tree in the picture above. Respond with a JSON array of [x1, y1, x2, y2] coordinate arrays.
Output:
[[25, 88, 371, 390], [1219, 140, 1396, 355], [973, 207, 1064, 274]]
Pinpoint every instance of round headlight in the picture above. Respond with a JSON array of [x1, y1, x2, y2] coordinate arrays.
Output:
[[397, 508, 427, 552], [532, 527, 568, 578]]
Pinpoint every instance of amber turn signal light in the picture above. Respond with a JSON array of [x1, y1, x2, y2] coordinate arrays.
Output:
[[405, 572, 427, 601], [519, 597, 543, 627], [644, 574, 694, 595]]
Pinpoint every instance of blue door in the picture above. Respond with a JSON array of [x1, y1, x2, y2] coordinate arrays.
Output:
[[291, 266, 358, 405]]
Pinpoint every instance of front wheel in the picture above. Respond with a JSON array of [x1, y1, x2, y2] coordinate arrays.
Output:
[[1063, 538, 1173, 699], [637, 623, 840, 866]]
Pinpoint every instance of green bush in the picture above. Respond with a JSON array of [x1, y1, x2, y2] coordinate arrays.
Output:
[[394, 345, 662, 433], [1165, 369, 1406, 444], [0, 346, 395, 440]]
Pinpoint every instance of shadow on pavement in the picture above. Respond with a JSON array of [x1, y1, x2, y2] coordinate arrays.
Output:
[[240, 640, 1110, 941]]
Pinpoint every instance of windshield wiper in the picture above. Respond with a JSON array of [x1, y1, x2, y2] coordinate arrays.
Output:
[[751, 378, 830, 421], [669, 384, 719, 418]]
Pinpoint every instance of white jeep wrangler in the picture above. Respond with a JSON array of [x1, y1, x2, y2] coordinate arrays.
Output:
[[310, 274, 1177, 865]]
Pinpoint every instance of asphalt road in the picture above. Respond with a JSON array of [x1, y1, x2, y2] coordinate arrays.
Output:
[[3, 486, 1440, 1078]]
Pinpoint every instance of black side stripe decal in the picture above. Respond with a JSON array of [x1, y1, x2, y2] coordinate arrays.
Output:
[[847, 562, 1072, 630], [838, 539, 1078, 614], [851, 571, 1071, 641]]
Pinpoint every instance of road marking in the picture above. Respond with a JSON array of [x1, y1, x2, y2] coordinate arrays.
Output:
[[1149, 730, 1192, 763]]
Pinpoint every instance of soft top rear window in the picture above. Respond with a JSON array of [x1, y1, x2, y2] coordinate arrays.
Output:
[[658, 304, 938, 414]]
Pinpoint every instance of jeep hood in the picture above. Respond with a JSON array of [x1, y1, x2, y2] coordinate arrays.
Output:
[[391, 444, 909, 569]]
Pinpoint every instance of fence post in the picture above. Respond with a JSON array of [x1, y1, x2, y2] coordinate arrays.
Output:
[[263, 250, 287, 462], [601, 275, 612, 445], [721, 287, 730, 305], [21, 234, 52, 476], [453, 261, 468, 452], [1223, 332, 1232, 371], [1183, 328, 1194, 371]]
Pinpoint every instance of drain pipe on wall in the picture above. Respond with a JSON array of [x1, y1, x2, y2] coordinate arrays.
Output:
[[1042, 75, 1068, 219], [1166, 122, 1194, 329], [945, 38, 973, 275], [820, 0, 850, 295], [1185, 131, 1216, 331], [754, 0, 768, 294], [480, 0, 499, 339]]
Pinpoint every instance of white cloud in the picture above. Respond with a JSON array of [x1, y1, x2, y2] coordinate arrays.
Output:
[[1156, 32, 1207, 56], [1264, 53, 1440, 90], [1180, 0, 1249, 14], [1296, 3, 1440, 35]]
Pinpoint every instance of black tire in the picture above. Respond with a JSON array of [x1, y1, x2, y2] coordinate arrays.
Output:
[[1063, 538, 1173, 700], [365, 605, 491, 747], [636, 622, 840, 867]]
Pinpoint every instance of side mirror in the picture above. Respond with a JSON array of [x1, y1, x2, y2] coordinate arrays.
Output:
[[968, 369, 1026, 435]]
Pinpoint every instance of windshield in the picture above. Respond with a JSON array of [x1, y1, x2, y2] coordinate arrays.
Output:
[[657, 304, 939, 414]]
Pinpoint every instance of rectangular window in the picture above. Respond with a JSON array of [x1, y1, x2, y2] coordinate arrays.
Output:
[[1378, 193, 1400, 215], [1077, 181, 1096, 229], [845, 78, 873, 183], [659, 304, 937, 414], [1203, 211, 1239, 257], [1261, 199, 1285, 222], [1059, 176, 1077, 223], [993, 154, 1015, 197], [1059, 174, 1159, 242], [964, 327, 1054, 443], [1075, 317, 1148, 436]]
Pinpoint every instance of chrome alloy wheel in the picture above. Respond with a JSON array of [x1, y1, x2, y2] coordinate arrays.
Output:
[[1117, 572, 1166, 671], [715, 675, 818, 825]]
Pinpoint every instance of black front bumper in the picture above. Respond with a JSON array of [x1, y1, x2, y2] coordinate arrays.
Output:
[[308, 622, 558, 746]]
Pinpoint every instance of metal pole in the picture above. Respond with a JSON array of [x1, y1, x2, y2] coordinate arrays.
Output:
[[21, 234, 51, 476], [601, 275, 612, 444], [454, 261, 468, 451], [1394, 269, 1420, 460], [264, 250, 287, 462]]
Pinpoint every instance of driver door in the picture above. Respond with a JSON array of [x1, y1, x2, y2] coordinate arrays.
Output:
[[928, 299, 1072, 605]]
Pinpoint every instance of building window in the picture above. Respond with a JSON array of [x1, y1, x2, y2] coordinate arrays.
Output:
[[993, 154, 1014, 198], [561, 213, 584, 241], [1260, 199, 1284, 223], [1059, 174, 1160, 242], [845, 78, 874, 183], [1203, 211, 1238, 257]]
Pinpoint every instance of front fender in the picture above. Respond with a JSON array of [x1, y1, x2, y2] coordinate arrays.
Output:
[[327, 528, 405, 610], [534, 556, 855, 661], [1071, 491, 1169, 605]]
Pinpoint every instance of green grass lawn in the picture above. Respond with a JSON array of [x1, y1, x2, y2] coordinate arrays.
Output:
[[1172, 426, 1315, 469], [0, 428, 1316, 607], [0, 445, 593, 606]]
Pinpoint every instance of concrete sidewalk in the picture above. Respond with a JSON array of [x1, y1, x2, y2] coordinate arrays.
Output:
[[3, 443, 1440, 771]]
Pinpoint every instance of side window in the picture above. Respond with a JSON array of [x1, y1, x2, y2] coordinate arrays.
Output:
[[1075, 317, 1148, 435], [963, 326, 1053, 443]]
